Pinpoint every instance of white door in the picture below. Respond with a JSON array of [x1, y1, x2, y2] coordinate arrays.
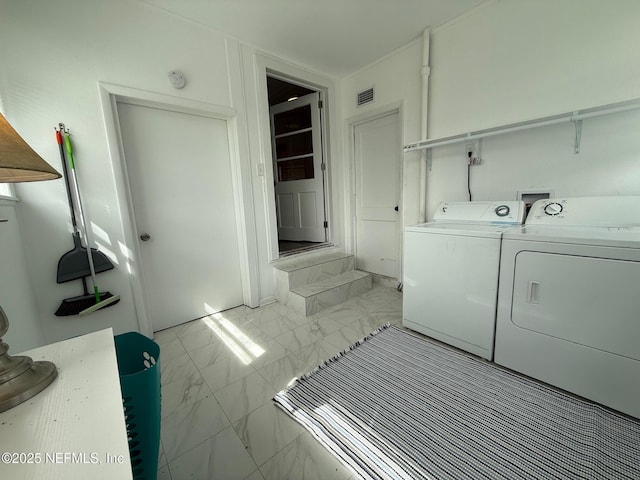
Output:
[[354, 111, 401, 278], [117, 102, 243, 332], [270, 92, 326, 242]]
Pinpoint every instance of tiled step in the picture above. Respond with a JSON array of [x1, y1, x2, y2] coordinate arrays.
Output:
[[287, 270, 372, 316], [273, 252, 372, 316], [274, 252, 354, 301]]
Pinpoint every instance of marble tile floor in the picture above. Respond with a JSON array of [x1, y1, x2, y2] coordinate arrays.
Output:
[[154, 284, 403, 480]]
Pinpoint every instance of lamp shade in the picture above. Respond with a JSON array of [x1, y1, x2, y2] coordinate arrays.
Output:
[[0, 113, 61, 182]]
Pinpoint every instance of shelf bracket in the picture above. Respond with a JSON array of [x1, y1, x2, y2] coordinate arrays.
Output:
[[573, 116, 583, 154]]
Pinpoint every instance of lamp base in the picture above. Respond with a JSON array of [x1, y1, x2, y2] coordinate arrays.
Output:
[[0, 357, 57, 413], [0, 306, 57, 413]]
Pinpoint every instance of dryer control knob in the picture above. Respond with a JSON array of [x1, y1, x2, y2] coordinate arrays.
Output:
[[495, 205, 510, 217], [543, 202, 563, 216]]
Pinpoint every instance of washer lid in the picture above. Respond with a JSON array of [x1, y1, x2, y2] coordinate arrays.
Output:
[[503, 224, 640, 247], [405, 222, 519, 238], [433, 200, 526, 224]]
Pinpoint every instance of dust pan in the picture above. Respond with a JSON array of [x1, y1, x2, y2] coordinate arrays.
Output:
[[57, 232, 114, 283]]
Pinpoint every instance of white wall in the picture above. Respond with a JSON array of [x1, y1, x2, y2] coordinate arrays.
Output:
[[428, 0, 640, 137], [425, 0, 640, 217], [341, 0, 640, 221], [0, 0, 330, 345], [0, 202, 44, 352], [0, 0, 236, 343], [429, 109, 640, 206]]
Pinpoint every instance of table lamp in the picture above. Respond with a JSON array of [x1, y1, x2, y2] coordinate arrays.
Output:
[[0, 113, 61, 413]]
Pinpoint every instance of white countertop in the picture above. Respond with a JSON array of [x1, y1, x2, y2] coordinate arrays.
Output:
[[0, 328, 132, 479]]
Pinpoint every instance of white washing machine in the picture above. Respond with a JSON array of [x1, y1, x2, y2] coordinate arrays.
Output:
[[403, 200, 526, 360], [494, 196, 640, 418]]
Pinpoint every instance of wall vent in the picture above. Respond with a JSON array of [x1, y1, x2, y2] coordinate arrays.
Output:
[[356, 87, 374, 107]]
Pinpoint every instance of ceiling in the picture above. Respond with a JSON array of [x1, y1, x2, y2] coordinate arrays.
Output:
[[138, 0, 485, 77]]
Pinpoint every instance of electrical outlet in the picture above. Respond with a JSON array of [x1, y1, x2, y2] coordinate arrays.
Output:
[[465, 142, 481, 165], [465, 143, 475, 157]]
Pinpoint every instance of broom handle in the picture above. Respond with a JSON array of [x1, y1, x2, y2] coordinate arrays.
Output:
[[63, 131, 101, 303], [55, 127, 79, 231]]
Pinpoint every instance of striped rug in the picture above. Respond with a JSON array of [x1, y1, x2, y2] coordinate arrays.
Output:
[[274, 325, 640, 480]]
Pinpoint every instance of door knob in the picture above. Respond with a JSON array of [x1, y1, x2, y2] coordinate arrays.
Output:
[[140, 233, 151, 241], [394, 205, 399, 212]]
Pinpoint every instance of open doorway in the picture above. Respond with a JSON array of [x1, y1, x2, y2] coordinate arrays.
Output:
[[267, 76, 329, 256]]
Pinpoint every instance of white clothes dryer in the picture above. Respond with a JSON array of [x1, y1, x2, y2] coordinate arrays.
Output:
[[494, 196, 640, 418], [403, 201, 525, 360]]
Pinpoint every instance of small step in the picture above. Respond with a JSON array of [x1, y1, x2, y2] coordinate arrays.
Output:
[[286, 270, 372, 316], [274, 252, 354, 303], [273, 251, 373, 316], [272, 251, 353, 273]]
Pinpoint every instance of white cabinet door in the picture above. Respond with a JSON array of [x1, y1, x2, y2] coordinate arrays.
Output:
[[354, 111, 401, 278], [118, 102, 243, 331]]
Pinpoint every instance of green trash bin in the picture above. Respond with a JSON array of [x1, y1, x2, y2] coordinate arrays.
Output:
[[115, 332, 161, 480]]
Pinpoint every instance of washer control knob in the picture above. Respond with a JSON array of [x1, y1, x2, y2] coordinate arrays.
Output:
[[495, 205, 510, 217], [543, 202, 563, 216]]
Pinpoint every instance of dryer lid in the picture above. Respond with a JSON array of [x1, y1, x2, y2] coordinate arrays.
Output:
[[527, 196, 640, 227], [503, 224, 640, 247]]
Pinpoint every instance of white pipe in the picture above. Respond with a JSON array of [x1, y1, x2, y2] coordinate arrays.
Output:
[[419, 28, 431, 223]]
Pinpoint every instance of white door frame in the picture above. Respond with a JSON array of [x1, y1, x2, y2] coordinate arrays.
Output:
[[252, 54, 336, 262], [346, 102, 404, 281], [97, 82, 259, 337]]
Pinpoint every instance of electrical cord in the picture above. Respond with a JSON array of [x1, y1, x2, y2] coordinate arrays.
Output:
[[467, 151, 472, 201]]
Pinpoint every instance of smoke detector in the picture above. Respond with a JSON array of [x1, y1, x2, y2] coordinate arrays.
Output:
[[168, 70, 186, 89]]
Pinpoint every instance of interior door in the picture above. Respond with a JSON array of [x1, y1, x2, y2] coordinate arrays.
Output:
[[270, 92, 326, 242], [354, 111, 401, 278], [117, 102, 243, 332]]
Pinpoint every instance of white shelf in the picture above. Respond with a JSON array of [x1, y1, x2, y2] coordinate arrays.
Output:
[[404, 97, 640, 152], [0, 328, 132, 480]]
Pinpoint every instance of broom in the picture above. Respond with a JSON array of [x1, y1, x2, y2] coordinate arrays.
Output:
[[61, 126, 120, 316], [54, 125, 116, 316]]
